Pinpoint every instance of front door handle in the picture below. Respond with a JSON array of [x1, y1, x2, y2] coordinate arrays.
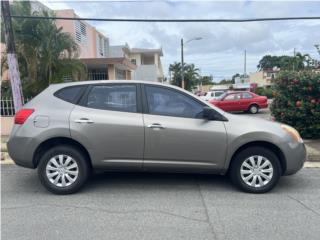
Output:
[[147, 123, 165, 129], [75, 118, 94, 124]]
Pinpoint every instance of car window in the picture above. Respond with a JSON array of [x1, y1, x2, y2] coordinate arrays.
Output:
[[86, 85, 137, 113], [54, 85, 86, 103], [242, 92, 253, 99], [145, 86, 204, 118], [224, 93, 241, 100], [215, 92, 224, 97]]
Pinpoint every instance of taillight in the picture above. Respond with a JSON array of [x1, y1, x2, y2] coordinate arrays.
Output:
[[14, 109, 34, 125]]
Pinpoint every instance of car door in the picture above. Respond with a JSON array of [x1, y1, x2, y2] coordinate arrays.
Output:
[[239, 92, 254, 111], [69, 83, 144, 170], [142, 84, 227, 172], [219, 93, 241, 111]]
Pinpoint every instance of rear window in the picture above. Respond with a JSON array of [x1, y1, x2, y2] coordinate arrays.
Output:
[[54, 85, 86, 104]]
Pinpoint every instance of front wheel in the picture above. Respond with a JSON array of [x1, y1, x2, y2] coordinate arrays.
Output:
[[38, 145, 90, 194], [229, 147, 281, 193]]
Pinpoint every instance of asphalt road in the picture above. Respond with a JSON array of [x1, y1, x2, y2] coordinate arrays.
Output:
[[2, 165, 320, 240]]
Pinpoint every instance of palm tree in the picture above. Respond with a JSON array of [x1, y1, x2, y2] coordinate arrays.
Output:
[[169, 62, 200, 90], [2, 1, 86, 97]]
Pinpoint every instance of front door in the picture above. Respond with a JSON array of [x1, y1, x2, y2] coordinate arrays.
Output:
[[142, 85, 227, 172], [219, 93, 242, 111], [69, 83, 144, 170]]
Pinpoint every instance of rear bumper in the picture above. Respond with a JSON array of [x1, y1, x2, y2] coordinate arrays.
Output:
[[7, 136, 37, 169]]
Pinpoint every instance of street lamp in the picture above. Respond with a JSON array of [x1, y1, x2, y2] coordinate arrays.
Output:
[[181, 37, 202, 89]]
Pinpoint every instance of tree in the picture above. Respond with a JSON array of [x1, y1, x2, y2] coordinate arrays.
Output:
[[257, 53, 311, 71], [169, 62, 200, 91], [1, 1, 86, 97], [270, 71, 320, 139]]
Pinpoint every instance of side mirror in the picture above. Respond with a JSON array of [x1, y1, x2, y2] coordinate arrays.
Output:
[[203, 107, 228, 121]]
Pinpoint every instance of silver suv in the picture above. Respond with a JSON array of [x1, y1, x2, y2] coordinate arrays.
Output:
[[7, 81, 306, 194]]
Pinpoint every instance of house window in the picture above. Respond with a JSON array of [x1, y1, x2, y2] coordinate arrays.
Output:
[[131, 59, 137, 65], [75, 20, 87, 43], [98, 35, 104, 56]]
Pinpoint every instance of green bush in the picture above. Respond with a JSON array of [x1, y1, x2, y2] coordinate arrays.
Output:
[[270, 71, 320, 139], [254, 87, 274, 99]]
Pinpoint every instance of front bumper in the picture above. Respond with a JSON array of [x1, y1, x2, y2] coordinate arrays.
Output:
[[282, 141, 307, 175]]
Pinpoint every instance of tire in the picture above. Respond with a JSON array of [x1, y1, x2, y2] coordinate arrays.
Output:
[[38, 145, 90, 194], [248, 104, 259, 114], [229, 146, 281, 193]]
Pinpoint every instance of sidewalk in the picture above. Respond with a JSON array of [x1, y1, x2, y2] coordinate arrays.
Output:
[[1, 135, 320, 166]]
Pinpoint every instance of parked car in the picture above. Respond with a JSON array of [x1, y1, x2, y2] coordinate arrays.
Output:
[[7, 81, 306, 194], [200, 90, 225, 101], [209, 91, 268, 114]]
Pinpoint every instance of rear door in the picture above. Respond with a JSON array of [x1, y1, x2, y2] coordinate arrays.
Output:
[[69, 83, 144, 170], [239, 92, 254, 110]]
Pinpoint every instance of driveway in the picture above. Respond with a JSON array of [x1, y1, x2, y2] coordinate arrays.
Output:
[[2, 165, 320, 240]]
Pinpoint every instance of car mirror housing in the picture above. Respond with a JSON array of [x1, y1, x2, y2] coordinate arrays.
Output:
[[203, 107, 228, 121]]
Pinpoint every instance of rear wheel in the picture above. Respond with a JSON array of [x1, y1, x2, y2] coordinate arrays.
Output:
[[38, 145, 90, 194], [248, 104, 259, 114], [229, 147, 281, 193]]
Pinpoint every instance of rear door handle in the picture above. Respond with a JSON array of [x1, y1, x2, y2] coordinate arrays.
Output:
[[147, 123, 165, 129], [75, 118, 94, 124]]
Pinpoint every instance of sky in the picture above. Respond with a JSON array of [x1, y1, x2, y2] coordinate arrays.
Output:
[[38, 0, 320, 81]]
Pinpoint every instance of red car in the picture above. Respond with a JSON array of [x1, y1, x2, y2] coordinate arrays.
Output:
[[209, 91, 268, 114]]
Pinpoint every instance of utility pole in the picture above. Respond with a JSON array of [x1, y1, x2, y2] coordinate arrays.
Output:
[[1, 0, 23, 112], [181, 38, 185, 89], [244, 50, 247, 77]]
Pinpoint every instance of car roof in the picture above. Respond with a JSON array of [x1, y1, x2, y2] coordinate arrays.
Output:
[[227, 91, 252, 94], [48, 80, 193, 98]]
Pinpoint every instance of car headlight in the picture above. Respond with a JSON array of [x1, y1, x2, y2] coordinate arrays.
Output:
[[281, 124, 303, 143]]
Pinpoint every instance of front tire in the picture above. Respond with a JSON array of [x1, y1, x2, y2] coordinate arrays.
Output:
[[38, 145, 90, 194], [229, 147, 281, 193]]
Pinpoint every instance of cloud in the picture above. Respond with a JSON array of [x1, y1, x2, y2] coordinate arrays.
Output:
[[39, 0, 320, 80]]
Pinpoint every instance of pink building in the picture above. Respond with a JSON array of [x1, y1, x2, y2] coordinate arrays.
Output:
[[54, 9, 136, 80]]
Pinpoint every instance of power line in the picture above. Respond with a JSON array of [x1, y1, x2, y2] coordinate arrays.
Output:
[[10, 15, 320, 22]]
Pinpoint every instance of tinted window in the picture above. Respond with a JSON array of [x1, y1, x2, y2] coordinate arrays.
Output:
[[242, 92, 253, 99], [224, 93, 241, 100], [145, 86, 204, 118], [54, 85, 86, 103], [215, 91, 224, 97], [86, 85, 137, 113]]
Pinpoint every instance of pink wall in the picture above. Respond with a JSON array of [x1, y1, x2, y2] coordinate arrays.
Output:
[[1, 117, 13, 136], [55, 9, 99, 59]]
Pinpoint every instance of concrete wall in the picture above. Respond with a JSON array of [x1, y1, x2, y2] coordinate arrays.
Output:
[[1, 117, 13, 136]]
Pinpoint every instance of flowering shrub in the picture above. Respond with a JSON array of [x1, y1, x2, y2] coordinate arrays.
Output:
[[270, 71, 320, 139]]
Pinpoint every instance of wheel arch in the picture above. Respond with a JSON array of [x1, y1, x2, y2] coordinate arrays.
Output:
[[33, 137, 92, 169], [227, 141, 286, 175]]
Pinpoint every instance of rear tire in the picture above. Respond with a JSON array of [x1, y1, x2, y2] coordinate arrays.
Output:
[[248, 104, 259, 114], [229, 147, 281, 193], [38, 145, 90, 194]]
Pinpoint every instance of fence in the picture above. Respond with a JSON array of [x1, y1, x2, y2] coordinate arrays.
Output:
[[1, 97, 30, 116], [87, 72, 108, 80]]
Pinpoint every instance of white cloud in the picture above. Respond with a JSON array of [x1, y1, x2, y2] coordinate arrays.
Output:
[[39, 0, 320, 80]]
